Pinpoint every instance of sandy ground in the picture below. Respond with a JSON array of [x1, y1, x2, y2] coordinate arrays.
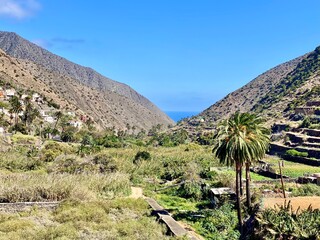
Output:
[[262, 196, 320, 211], [129, 187, 144, 199]]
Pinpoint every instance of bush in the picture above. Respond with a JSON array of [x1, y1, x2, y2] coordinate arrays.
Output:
[[9, 123, 27, 134], [286, 149, 308, 157], [92, 153, 118, 173], [0, 150, 43, 171], [255, 201, 320, 239], [161, 157, 188, 181], [193, 203, 239, 239], [11, 133, 38, 145], [134, 151, 151, 163], [97, 135, 123, 148], [48, 155, 99, 174], [61, 126, 77, 142], [177, 181, 203, 200], [300, 117, 311, 128], [40, 141, 74, 162], [292, 184, 320, 196]]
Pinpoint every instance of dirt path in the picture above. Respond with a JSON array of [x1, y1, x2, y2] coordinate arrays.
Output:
[[129, 187, 144, 199], [178, 220, 205, 240]]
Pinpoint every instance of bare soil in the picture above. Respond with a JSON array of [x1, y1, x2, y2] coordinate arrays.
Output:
[[262, 196, 320, 211], [129, 187, 144, 199]]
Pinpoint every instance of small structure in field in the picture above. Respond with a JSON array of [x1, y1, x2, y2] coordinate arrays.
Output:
[[209, 187, 236, 207], [297, 173, 320, 184]]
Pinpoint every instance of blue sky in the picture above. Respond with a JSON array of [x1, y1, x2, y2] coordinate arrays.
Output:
[[1, 0, 320, 112]]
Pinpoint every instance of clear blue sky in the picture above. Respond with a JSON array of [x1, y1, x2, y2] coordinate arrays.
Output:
[[1, 0, 320, 112]]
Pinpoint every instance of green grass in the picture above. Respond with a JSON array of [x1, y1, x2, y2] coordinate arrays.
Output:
[[264, 156, 320, 178], [155, 193, 199, 212], [250, 172, 273, 181]]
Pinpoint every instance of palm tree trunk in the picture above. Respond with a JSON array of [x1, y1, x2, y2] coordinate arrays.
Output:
[[54, 117, 59, 130], [236, 162, 243, 234], [240, 163, 243, 196], [245, 162, 251, 209]]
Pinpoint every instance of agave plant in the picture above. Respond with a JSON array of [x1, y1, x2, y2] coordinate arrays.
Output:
[[255, 201, 320, 239]]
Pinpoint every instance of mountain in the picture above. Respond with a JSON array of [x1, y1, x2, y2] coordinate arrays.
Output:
[[181, 46, 320, 130], [0, 31, 174, 130]]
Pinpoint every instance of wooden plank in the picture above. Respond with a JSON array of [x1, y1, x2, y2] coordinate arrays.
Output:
[[145, 197, 164, 211], [145, 197, 200, 240], [160, 214, 188, 236]]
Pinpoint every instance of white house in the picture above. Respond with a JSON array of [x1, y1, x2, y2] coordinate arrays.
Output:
[[69, 120, 82, 128], [21, 94, 29, 100], [5, 89, 15, 99], [32, 93, 43, 103], [44, 116, 55, 123], [67, 111, 76, 117]]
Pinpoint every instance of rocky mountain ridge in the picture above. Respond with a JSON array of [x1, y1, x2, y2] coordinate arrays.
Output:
[[0, 32, 174, 130], [181, 46, 320, 131]]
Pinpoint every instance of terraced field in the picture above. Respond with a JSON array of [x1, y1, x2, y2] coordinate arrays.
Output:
[[264, 155, 320, 178]]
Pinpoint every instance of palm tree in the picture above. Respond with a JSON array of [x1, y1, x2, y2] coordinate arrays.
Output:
[[212, 111, 270, 232], [53, 111, 63, 130], [9, 96, 23, 125], [243, 114, 269, 208]]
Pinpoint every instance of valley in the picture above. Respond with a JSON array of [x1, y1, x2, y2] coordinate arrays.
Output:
[[0, 31, 319, 240]]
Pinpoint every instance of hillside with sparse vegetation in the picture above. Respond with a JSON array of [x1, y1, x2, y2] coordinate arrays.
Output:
[[180, 46, 320, 133], [0, 31, 174, 132]]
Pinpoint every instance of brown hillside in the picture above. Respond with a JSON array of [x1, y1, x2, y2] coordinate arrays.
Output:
[[200, 54, 308, 122], [0, 49, 173, 131], [180, 45, 320, 137]]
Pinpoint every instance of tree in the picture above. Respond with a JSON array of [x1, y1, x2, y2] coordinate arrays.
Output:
[[22, 96, 40, 132], [9, 96, 23, 125], [212, 111, 270, 233], [53, 111, 63, 130]]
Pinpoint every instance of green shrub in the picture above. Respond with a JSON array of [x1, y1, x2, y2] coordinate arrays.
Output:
[[9, 123, 27, 134], [286, 149, 308, 157], [48, 155, 99, 174], [177, 181, 203, 200], [292, 184, 320, 196], [40, 141, 74, 162], [92, 153, 118, 173], [0, 151, 43, 171], [134, 151, 151, 163], [11, 133, 38, 145], [300, 117, 311, 128], [255, 201, 320, 239]]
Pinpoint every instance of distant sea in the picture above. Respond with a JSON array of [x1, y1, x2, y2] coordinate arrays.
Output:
[[165, 111, 199, 122]]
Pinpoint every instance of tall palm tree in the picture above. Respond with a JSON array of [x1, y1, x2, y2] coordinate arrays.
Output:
[[212, 111, 270, 232], [243, 115, 270, 208], [9, 96, 23, 125], [53, 111, 63, 130]]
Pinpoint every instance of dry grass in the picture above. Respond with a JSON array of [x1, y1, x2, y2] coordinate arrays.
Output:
[[0, 199, 169, 240], [0, 172, 131, 202]]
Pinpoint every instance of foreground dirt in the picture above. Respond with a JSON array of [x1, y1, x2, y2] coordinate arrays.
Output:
[[129, 187, 144, 199], [262, 196, 320, 211]]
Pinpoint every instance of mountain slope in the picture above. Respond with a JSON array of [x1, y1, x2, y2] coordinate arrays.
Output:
[[200, 54, 308, 121], [0, 31, 173, 130], [183, 46, 320, 129]]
